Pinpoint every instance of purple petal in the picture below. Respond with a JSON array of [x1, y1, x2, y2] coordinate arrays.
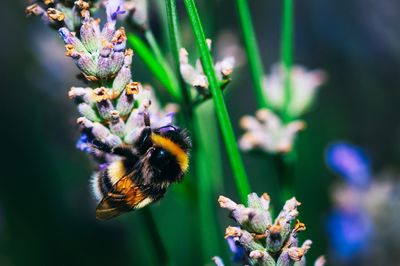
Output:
[[226, 236, 245, 263], [326, 142, 371, 189], [327, 208, 372, 260], [106, 0, 126, 22], [76, 134, 94, 154]]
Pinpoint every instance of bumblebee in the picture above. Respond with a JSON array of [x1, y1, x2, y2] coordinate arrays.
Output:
[[90, 113, 191, 220]]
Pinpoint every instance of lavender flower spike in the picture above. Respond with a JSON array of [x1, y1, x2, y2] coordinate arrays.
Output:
[[26, 0, 92, 31], [263, 63, 325, 117], [180, 39, 235, 98], [219, 193, 324, 266], [59, 10, 127, 82]]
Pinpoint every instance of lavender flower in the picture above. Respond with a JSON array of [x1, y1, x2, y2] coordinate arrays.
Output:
[[30, 0, 177, 168], [180, 39, 235, 97], [325, 142, 371, 189], [239, 109, 305, 153], [59, 9, 127, 82], [25, 0, 95, 31], [263, 64, 325, 118], [327, 167, 400, 264], [123, 0, 148, 29], [327, 208, 372, 260], [218, 193, 324, 266], [326, 142, 373, 263]]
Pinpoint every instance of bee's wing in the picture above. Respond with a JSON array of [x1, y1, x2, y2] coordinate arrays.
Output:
[[96, 175, 147, 220]]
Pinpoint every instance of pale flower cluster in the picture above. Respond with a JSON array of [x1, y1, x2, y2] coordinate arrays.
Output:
[[239, 109, 305, 153]]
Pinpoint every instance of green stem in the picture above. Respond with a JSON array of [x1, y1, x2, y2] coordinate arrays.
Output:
[[153, 0, 171, 55], [194, 102, 225, 262], [165, 0, 192, 113], [235, 0, 269, 109], [127, 33, 180, 101], [141, 208, 170, 265], [281, 0, 294, 122], [274, 152, 296, 206], [165, 1, 225, 260], [144, 29, 181, 100], [183, 0, 251, 203]]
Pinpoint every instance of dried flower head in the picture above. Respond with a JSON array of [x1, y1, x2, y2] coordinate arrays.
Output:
[[263, 64, 325, 118], [239, 109, 305, 153], [218, 193, 324, 266]]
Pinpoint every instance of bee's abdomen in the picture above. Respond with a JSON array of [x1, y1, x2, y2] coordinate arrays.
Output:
[[99, 170, 113, 196], [91, 160, 131, 202], [91, 170, 113, 203], [91, 172, 104, 202]]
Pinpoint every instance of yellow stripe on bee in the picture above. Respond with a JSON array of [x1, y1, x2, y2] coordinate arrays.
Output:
[[107, 160, 127, 185], [151, 134, 189, 172]]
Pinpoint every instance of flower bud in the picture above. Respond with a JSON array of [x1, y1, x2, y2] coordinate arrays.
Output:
[[78, 103, 101, 122], [249, 250, 275, 266], [93, 87, 114, 120], [26, 4, 45, 17], [47, 8, 65, 22], [116, 82, 140, 116], [77, 53, 98, 80], [112, 28, 127, 52], [112, 50, 133, 94], [109, 110, 125, 138], [77, 116, 94, 130], [80, 17, 101, 53], [91, 122, 121, 148], [59, 27, 87, 53], [102, 22, 116, 42]]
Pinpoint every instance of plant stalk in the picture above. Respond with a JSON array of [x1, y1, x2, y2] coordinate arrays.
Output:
[[278, 0, 296, 204], [183, 0, 251, 203], [281, 0, 294, 122], [144, 30, 181, 100], [165, 0, 192, 114], [141, 208, 170, 265], [235, 0, 269, 109], [194, 102, 225, 262]]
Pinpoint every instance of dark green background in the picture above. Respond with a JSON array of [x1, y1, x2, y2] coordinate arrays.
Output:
[[1, 0, 400, 265]]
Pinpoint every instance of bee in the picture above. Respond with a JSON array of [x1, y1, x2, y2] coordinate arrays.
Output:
[[90, 113, 191, 220]]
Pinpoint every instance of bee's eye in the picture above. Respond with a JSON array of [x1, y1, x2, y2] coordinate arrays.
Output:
[[150, 148, 170, 169], [154, 149, 166, 159]]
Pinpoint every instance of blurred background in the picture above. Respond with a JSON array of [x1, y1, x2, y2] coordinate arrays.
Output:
[[2, 0, 400, 265]]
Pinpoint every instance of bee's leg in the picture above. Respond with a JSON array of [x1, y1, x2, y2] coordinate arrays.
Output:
[[135, 127, 153, 154], [91, 139, 134, 158], [111, 146, 135, 158], [91, 139, 112, 153]]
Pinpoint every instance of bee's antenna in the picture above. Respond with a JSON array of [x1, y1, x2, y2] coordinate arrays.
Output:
[[143, 110, 151, 127]]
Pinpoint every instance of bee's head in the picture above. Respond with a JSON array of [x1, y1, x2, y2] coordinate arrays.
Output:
[[143, 125, 191, 183]]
